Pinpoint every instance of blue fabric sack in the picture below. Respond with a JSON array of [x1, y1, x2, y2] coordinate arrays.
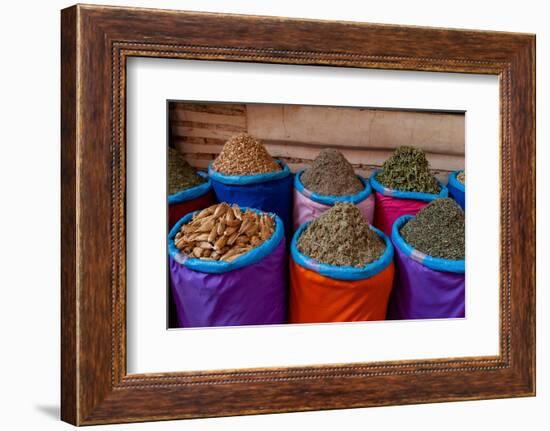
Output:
[[447, 170, 465, 210], [208, 160, 293, 238]]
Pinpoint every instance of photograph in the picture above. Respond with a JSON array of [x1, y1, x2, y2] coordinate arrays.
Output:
[[167, 102, 466, 328]]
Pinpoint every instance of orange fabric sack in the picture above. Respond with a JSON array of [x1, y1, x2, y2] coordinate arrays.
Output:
[[289, 223, 395, 324]]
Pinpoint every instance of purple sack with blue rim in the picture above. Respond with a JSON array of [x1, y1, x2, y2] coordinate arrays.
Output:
[[387, 215, 465, 320], [447, 170, 465, 210], [208, 160, 293, 239], [168, 208, 287, 328]]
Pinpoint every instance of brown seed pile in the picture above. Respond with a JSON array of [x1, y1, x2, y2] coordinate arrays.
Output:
[[212, 133, 281, 175], [174, 203, 276, 262], [168, 147, 206, 195], [297, 202, 386, 267], [457, 170, 465, 185], [301, 149, 363, 196]]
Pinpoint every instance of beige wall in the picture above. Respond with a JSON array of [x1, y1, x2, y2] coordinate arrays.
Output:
[[169, 102, 465, 182]]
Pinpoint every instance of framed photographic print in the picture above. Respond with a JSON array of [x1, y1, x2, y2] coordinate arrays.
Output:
[[61, 4, 535, 425]]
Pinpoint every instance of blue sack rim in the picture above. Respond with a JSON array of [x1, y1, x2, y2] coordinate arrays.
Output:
[[168, 171, 211, 205], [392, 215, 465, 273], [370, 170, 448, 202], [291, 222, 394, 281], [294, 170, 372, 205], [448, 170, 465, 194], [208, 160, 290, 185], [168, 206, 284, 274]]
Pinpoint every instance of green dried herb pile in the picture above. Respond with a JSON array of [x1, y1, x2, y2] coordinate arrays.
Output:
[[168, 147, 206, 195], [377, 146, 440, 194], [301, 149, 363, 196], [400, 198, 465, 260], [297, 202, 385, 267]]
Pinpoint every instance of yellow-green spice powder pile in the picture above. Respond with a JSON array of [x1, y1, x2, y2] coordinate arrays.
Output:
[[400, 198, 465, 260], [297, 202, 385, 267], [168, 147, 206, 195]]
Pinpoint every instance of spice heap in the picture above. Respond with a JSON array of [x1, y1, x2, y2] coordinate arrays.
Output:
[[174, 203, 275, 262], [297, 202, 385, 267], [457, 170, 465, 185], [377, 146, 440, 194], [168, 147, 206, 195], [301, 149, 363, 196], [212, 133, 281, 175], [400, 198, 465, 260]]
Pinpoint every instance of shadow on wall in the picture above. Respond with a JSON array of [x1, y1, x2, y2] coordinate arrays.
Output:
[[34, 404, 59, 421]]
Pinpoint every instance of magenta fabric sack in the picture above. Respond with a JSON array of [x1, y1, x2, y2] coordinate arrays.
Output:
[[387, 215, 465, 320], [370, 171, 448, 237], [168, 209, 287, 328], [292, 170, 375, 230]]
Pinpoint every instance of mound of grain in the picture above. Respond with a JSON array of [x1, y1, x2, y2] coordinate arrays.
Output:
[[377, 146, 440, 194], [168, 147, 206, 195], [297, 202, 385, 267], [212, 133, 281, 175], [301, 149, 363, 196], [400, 198, 465, 260]]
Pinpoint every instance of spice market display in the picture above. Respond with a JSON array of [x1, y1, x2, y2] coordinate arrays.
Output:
[[168, 131, 465, 327]]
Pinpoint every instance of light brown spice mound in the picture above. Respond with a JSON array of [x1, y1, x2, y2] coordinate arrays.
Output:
[[297, 202, 385, 267], [301, 149, 363, 196], [174, 203, 275, 262], [212, 133, 281, 175]]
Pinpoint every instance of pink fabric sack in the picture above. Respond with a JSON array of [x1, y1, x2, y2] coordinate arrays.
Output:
[[293, 171, 374, 230]]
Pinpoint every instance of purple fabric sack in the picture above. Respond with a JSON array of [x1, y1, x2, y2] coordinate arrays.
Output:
[[168, 209, 287, 328], [387, 215, 465, 320]]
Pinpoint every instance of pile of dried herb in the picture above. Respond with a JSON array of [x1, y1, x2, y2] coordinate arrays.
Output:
[[400, 198, 465, 260], [457, 170, 465, 185], [212, 133, 281, 175], [377, 146, 440, 194], [168, 147, 206, 195], [301, 149, 363, 196], [297, 202, 385, 267]]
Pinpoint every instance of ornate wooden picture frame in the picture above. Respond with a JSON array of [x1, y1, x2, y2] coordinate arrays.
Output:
[[61, 4, 535, 425]]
